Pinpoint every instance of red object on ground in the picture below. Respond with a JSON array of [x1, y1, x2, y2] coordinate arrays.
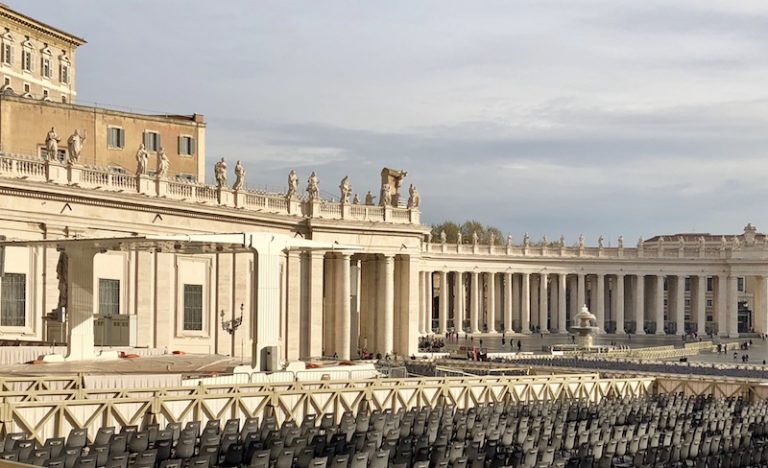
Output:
[[306, 362, 321, 369], [172, 350, 186, 355]]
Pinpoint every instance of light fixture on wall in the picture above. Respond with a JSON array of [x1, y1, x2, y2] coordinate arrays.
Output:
[[221, 303, 244, 363]]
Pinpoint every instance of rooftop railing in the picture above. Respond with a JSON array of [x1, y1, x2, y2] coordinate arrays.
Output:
[[0, 152, 420, 225]]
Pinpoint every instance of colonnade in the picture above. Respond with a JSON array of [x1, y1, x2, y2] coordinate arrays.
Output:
[[417, 270, 760, 338]]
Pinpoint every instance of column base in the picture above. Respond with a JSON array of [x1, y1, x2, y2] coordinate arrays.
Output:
[[634, 330, 646, 335], [521, 329, 532, 335], [654, 331, 666, 335], [540, 329, 550, 334], [557, 328, 569, 334], [471, 329, 481, 334], [728, 332, 740, 338]]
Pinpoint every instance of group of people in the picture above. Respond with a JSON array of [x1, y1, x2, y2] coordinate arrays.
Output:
[[417, 336, 445, 352]]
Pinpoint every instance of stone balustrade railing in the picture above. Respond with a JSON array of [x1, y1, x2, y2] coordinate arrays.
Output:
[[425, 239, 765, 260], [0, 153, 420, 225]]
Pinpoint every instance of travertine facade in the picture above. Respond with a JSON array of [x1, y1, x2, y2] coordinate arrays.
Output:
[[0, 3, 85, 103]]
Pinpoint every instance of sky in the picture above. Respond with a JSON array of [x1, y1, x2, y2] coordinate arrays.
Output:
[[17, 1, 768, 245]]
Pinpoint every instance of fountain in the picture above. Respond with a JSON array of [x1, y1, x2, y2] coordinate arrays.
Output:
[[571, 304, 599, 349]]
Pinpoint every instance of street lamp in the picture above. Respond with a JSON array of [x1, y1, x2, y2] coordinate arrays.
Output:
[[221, 303, 244, 363]]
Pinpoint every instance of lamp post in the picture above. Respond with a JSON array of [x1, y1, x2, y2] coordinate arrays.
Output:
[[221, 303, 244, 363]]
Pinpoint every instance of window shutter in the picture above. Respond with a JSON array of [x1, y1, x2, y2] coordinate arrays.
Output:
[[143, 132, 149, 149], [8, 46, 13, 65], [28, 53, 33, 71], [177, 136, 182, 154], [156, 134, 161, 151], [119, 129, 125, 148], [190, 138, 196, 155]]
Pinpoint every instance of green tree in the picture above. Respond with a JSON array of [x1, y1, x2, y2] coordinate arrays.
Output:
[[485, 226, 504, 244], [460, 220, 485, 244], [430, 221, 460, 243]]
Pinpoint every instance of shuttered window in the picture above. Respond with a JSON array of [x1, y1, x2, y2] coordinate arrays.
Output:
[[143, 131, 161, 152], [178, 136, 195, 156], [0, 273, 25, 326], [183, 284, 203, 331], [107, 127, 125, 149]]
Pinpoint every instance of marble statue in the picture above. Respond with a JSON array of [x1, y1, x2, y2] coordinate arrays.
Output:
[[233, 160, 245, 191], [135, 143, 148, 175], [307, 171, 320, 200], [733, 236, 741, 249], [489, 232, 496, 245], [440, 231, 447, 244], [66, 129, 85, 164], [381, 168, 407, 206], [55, 251, 68, 309], [698, 236, 706, 250], [380, 183, 392, 206], [407, 184, 420, 209], [523, 232, 530, 248], [507, 234, 513, 247], [339, 176, 351, 203], [658, 236, 665, 249], [598, 235, 604, 249], [638, 236, 644, 248], [472, 231, 479, 245], [744, 223, 757, 246], [542, 234, 548, 245], [45, 127, 59, 160], [720, 236, 727, 250], [578, 234, 585, 249], [457, 232, 463, 244], [426, 233, 432, 244], [352, 193, 360, 204], [214, 158, 227, 188], [559, 235, 565, 248], [364, 191, 375, 205], [618, 235, 624, 248], [156, 147, 170, 179], [287, 169, 299, 198]]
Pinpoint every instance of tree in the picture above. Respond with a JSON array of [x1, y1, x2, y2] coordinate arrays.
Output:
[[430, 221, 460, 243], [460, 220, 485, 244], [485, 227, 503, 245]]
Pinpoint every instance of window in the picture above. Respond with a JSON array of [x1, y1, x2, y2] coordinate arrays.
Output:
[[178, 135, 195, 156], [143, 131, 161, 152], [1, 42, 12, 65], [707, 277, 713, 292], [685, 299, 691, 307], [42, 89, 49, 99], [61, 95, 67, 104], [41, 57, 51, 78], [21, 49, 32, 71], [738, 277, 745, 292], [684, 278, 691, 291], [107, 127, 125, 149], [98, 279, 120, 316], [3, 76, 9, 87], [1, 273, 25, 326], [60, 63, 69, 84], [707, 299, 713, 308], [183, 284, 203, 331], [22, 82, 29, 94]]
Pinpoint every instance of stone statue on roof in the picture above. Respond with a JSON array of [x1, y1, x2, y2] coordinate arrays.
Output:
[[67, 129, 86, 164], [214, 157, 227, 188], [157, 147, 170, 179], [135, 144, 148, 175], [306, 171, 319, 200], [287, 169, 299, 198], [232, 160, 245, 191], [45, 127, 59, 160], [339, 176, 351, 204]]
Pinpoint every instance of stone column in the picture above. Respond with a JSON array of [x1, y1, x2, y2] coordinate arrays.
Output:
[[727, 275, 739, 338], [351, 258, 361, 357], [673, 275, 685, 335], [693, 275, 706, 335], [539, 273, 549, 333], [503, 272, 512, 333], [715, 275, 727, 337], [454, 272, 464, 332], [577, 273, 586, 310], [418, 272, 426, 335], [470, 271, 480, 333], [64, 247, 98, 361], [754, 276, 768, 335], [558, 274, 567, 333], [595, 273, 605, 333], [486, 272, 496, 333], [426, 271, 434, 334], [439, 271, 448, 334], [381, 255, 395, 354], [307, 252, 325, 358], [635, 275, 645, 335], [614, 274, 625, 334], [654, 275, 665, 335], [336, 253, 352, 359], [521, 272, 531, 333]]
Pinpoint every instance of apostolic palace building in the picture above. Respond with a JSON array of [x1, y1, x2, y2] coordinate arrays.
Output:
[[0, 5, 765, 369]]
